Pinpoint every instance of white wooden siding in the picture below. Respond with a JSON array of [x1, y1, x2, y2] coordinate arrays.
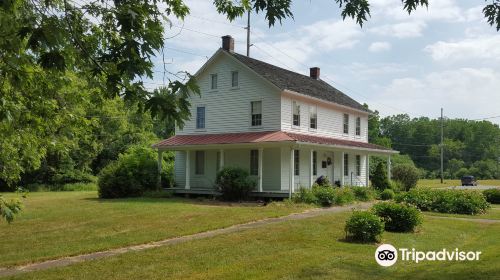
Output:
[[281, 95, 369, 142], [176, 54, 281, 135]]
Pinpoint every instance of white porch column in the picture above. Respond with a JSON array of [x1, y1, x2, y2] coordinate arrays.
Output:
[[185, 150, 191, 190], [258, 148, 263, 192], [157, 150, 163, 188], [341, 152, 345, 186], [289, 149, 295, 197], [365, 154, 370, 187], [387, 155, 392, 180], [219, 149, 224, 169], [310, 150, 314, 188]]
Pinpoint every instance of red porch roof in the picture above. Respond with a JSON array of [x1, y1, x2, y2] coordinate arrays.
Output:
[[153, 131, 393, 152]]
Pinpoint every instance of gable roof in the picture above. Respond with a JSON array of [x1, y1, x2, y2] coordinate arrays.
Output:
[[227, 51, 369, 113]]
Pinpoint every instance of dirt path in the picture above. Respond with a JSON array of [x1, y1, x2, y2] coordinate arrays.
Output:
[[0, 202, 372, 278]]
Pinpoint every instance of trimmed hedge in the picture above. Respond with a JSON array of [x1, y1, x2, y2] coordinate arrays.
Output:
[[380, 189, 395, 200], [215, 167, 255, 201], [391, 164, 419, 191], [396, 188, 489, 215], [312, 186, 336, 207], [372, 202, 422, 232], [292, 186, 362, 207], [345, 211, 384, 243], [483, 189, 500, 204]]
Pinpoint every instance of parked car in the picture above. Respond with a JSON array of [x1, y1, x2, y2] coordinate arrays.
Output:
[[461, 176, 477, 186]]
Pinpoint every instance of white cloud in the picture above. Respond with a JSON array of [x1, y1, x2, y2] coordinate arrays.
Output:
[[383, 0, 464, 22], [369, 21, 427, 38], [369, 41, 392, 52], [375, 68, 500, 121], [424, 35, 500, 62]]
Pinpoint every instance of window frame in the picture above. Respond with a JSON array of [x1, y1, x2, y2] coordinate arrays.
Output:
[[292, 101, 300, 127], [355, 117, 361, 136], [343, 113, 349, 134], [294, 150, 300, 176], [231, 71, 239, 88], [196, 106, 205, 129], [309, 105, 317, 130], [195, 151, 205, 175], [250, 150, 259, 176], [343, 153, 349, 176], [210, 73, 218, 90], [251, 101, 262, 127], [356, 155, 361, 176]]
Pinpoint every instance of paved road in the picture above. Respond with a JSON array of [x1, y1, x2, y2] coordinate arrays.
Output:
[[442, 185, 500, 190]]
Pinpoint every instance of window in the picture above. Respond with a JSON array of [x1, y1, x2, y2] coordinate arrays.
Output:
[[310, 106, 317, 129], [356, 117, 361, 136], [231, 71, 238, 87], [196, 106, 205, 129], [294, 150, 300, 176], [210, 74, 217, 90], [195, 151, 205, 175], [293, 101, 300, 126], [251, 101, 262, 126], [343, 113, 349, 134], [312, 151, 317, 176], [356, 155, 361, 176], [216, 151, 221, 172], [250, 150, 259, 176], [344, 153, 349, 176]]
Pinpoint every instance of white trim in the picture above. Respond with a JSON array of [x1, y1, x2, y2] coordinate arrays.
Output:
[[258, 148, 263, 192], [185, 150, 191, 189], [290, 149, 295, 197]]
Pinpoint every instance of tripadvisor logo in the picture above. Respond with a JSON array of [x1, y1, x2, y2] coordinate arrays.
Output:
[[375, 244, 482, 267]]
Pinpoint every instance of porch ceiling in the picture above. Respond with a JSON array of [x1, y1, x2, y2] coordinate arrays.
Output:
[[153, 131, 397, 154]]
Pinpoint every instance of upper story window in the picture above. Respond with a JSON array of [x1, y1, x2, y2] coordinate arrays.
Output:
[[294, 150, 300, 176], [251, 101, 262, 126], [356, 155, 361, 176], [196, 106, 205, 129], [292, 101, 300, 127], [195, 151, 205, 175], [343, 113, 349, 134], [312, 151, 317, 176], [231, 71, 239, 87], [250, 150, 259, 176], [310, 106, 317, 129], [344, 153, 349, 176], [210, 74, 218, 90], [355, 117, 361, 136]]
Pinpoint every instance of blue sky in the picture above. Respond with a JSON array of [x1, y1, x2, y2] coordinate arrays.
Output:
[[148, 0, 500, 124]]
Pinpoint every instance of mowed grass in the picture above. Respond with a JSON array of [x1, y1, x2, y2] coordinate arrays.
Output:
[[0, 191, 310, 267], [424, 204, 500, 220], [6, 211, 500, 280], [417, 179, 500, 189]]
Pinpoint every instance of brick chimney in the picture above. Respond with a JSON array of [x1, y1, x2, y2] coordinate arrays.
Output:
[[222, 35, 234, 53], [310, 67, 320, 80]]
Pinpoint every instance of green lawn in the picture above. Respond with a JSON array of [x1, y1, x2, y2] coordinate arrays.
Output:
[[424, 204, 500, 220], [417, 179, 500, 189], [6, 211, 499, 280], [0, 191, 310, 267]]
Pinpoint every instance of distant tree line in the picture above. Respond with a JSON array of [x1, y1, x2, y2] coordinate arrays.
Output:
[[367, 106, 500, 179]]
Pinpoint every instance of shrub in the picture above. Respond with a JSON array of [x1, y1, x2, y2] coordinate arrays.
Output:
[[483, 189, 500, 204], [391, 164, 419, 191], [372, 202, 422, 232], [345, 211, 384, 243], [215, 167, 255, 201], [312, 185, 336, 207], [292, 188, 317, 204], [397, 188, 489, 215], [380, 189, 395, 200], [372, 162, 390, 191], [98, 146, 165, 198], [315, 176, 331, 187], [61, 183, 97, 191], [333, 187, 355, 205], [350, 186, 376, 202]]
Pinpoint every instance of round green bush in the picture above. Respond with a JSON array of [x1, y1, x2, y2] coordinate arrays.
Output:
[[351, 186, 376, 202], [345, 211, 384, 242], [215, 167, 255, 201], [392, 164, 420, 191], [483, 189, 500, 204], [98, 146, 166, 198], [380, 189, 395, 200], [333, 187, 355, 205], [372, 202, 422, 232], [312, 186, 336, 207]]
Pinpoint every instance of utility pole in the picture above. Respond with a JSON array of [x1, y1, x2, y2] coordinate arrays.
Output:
[[246, 10, 250, 57], [440, 108, 444, 184]]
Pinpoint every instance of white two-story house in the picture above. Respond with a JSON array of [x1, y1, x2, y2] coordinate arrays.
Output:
[[154, 35, 397, 197]]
